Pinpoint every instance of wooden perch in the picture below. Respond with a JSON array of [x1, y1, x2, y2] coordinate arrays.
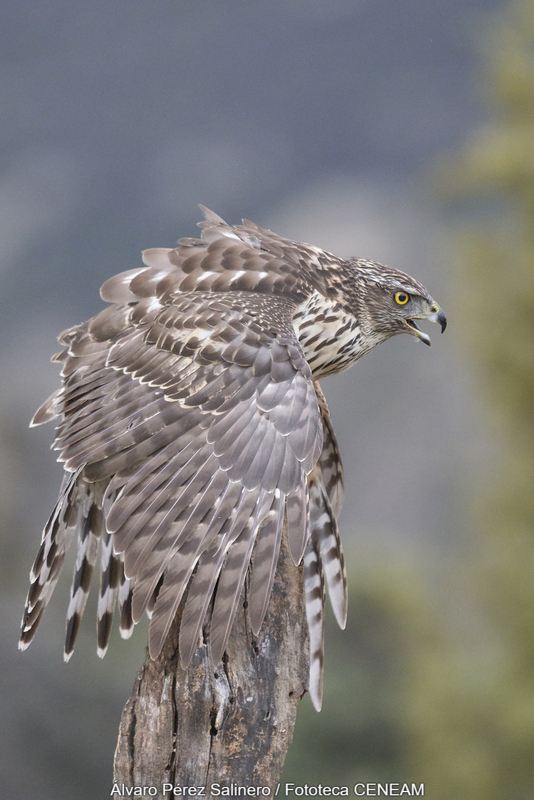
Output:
[[113, 521, 309, 795]]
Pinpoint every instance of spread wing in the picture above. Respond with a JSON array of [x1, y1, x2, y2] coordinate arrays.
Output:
[[20, 206, 355, 708], [21, 277, 323, 666]]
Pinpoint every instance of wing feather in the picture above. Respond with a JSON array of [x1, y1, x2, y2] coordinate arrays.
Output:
[[19, 470, 82, 649], [118, 566, 134, 639], [64, 486, 105, 660], [286, 476, 310, 565], [248, 490, 285, 634], [209, 490, 274, 664], [96, 531, 121, 657]]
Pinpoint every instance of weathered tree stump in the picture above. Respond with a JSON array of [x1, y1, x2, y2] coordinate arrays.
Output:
[[113, 522, 309, 797]]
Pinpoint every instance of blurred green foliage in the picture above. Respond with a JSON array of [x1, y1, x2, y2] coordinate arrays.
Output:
[[417, 2, 534, 796], [285, 2, 534, 797], [283, 566, 430, 788]]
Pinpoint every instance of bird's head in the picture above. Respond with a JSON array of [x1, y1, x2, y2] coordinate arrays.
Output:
[[347, 258, 447, 347]]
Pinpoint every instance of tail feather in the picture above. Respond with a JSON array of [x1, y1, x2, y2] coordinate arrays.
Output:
[[313, 482, 347, 630], [303, 537, 325, 712], [304, 462, 348, 710]]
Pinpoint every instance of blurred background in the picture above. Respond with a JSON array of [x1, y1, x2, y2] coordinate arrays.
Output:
[[2, 0, 533, 797]]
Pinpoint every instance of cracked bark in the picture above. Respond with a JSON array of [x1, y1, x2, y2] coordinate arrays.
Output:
[[113, 521, 309, 795]]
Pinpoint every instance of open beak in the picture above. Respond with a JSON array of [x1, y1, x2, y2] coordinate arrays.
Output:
[[405, 307, 447, 347]]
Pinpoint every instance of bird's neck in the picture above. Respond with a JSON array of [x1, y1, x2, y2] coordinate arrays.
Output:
[[292, 290, 389, 379]]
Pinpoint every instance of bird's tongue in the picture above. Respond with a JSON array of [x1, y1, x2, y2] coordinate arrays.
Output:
[[406, 318, 431, 346]]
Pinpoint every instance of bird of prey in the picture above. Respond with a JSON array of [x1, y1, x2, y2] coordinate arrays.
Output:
[[19, 206, 446, 710]]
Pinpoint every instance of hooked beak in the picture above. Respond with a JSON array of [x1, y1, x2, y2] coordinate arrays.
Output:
[[405, 307, 447, 346]]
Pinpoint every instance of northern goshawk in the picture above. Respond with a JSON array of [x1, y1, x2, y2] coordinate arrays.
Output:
[[19, 207, 446, 710]]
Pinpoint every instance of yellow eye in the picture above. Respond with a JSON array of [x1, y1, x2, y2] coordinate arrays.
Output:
[[395, 291, 409, 305]]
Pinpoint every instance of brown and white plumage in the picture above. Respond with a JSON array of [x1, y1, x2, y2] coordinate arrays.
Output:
[[20, 206, 446, 711]]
